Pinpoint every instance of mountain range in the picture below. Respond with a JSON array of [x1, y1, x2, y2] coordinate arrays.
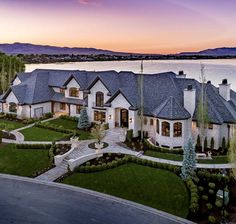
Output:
[[0, 42, 236, 56]]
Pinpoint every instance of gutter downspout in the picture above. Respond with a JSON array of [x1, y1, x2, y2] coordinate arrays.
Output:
[[29, 105, 32, 119]]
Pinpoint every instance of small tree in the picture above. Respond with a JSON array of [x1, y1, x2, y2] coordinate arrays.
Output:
[[210, 137, 214, 150], [204, 137, 208, 150], [77, 107, 90, 130], [91, 123, 106, 144], [181, 138, 196, 180], [222, 137, 226, 152], [229, 134, 236, 179], [196, 134, 201, 149]]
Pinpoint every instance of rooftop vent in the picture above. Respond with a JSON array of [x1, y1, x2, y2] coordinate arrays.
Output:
[[179, 71, 184, 76], [207, 81, 211, 84], [187, 84, 193, 90], [222, 79, 228, 85]]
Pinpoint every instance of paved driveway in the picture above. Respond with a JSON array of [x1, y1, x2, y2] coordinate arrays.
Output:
[[0, 174, 194, 224]]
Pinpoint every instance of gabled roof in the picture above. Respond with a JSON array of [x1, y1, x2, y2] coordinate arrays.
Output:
[[152, 96, 191, 120], [3, 68, 236, 124]]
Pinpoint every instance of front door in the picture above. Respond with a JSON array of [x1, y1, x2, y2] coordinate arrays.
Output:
[[120, 109, 128, 128]]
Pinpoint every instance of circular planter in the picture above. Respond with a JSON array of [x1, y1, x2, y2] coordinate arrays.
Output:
[[88, 142, 109, 150]]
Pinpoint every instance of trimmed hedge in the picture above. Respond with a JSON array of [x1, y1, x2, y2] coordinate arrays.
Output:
[[143, 139, 183, 155], [60, 115, 78, 122], [76, 155, 181, 175], [5, 113, 17, 119], [126, 129, 133, 142], [16, 143, 52, 149], [35, 122, 73, 134], [197, 170, 230, 184], [186, 179, 199, 213]]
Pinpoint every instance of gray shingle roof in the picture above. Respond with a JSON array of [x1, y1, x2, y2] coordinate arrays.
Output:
[[2, 68, 236, 124], [152, 96, 191, 120]]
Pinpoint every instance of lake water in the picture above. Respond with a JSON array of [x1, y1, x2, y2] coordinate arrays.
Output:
[[26, 59, 236, 90]]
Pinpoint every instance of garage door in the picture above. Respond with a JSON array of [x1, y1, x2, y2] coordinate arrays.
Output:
[[34, 107, 43, 118]]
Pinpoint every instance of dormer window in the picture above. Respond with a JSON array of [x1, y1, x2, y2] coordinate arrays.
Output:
[[69, 87, 79, 97], [96, 92, 104, 107]]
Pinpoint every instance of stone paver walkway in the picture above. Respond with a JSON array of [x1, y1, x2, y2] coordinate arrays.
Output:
[[35, 167, 68, 182]]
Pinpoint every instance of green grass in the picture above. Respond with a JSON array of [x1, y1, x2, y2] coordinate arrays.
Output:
[[144, 150, 183, 161], [62, 163, 189, 218], [144, 150, 229, 164], [0, 119, 25, 130], [20, 127, 65, 141], [0, 144, 51, 177], [47, 118, 78, 130], [46, 118, 92, 140], [198, 156, 229, 164]]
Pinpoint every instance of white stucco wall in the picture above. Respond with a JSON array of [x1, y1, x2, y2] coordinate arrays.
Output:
[[70, 105, 81, 117], [87, 80, 110, 122], [65, 78, 83, 100], [155, 118, 189, 149]]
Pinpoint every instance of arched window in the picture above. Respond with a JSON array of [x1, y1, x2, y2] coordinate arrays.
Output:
[[162, 121, 170, 137], [9, 102, 17, 113], [96, 92, 104, 107], [174, 122, 182, 137], [150, 119, 154, 126], [69, 87, 79, 97], [156, 119, 159, 133], [144, 117, 148, 125]]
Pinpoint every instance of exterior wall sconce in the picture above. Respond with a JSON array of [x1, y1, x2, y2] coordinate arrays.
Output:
[[108, 115, 111, 120], [129, 118, 132, 123]]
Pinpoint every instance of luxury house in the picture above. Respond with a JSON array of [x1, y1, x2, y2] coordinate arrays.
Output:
[[1, 69, 236, 150]]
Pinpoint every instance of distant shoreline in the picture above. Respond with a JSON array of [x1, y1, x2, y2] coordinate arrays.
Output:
[[22, 55, 236, 64]]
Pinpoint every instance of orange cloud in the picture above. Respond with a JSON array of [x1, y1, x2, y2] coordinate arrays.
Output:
[[78, 0, 102, 6]]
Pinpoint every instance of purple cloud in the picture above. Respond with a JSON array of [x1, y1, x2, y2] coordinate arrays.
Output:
[[78, 0, 102, 6]]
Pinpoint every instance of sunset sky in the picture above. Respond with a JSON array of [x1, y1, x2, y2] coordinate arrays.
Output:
[[0, 0, 236, 54]]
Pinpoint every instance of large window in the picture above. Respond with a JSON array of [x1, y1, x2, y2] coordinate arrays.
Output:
[[96, 92, 104, 107], [69, 87, 79, 97], [144, 117, 148, 125], [94, 111, 106, 123], [9, 102, 17, 113], [150, 119, 154, 126], [162, 121, 170, 137], [156, 119, 159, 133], [174, 122, 182, 137]]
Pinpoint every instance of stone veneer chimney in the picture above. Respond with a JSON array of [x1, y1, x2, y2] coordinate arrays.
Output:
[[219, 79, 231, 101], [184, 84, 196, 116]]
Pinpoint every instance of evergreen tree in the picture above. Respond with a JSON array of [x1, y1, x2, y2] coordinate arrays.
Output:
[[210, 137, 214, 150], [204, 137, 208, 150], [181, 138, 196, 180], [77, 107, 90, 130]]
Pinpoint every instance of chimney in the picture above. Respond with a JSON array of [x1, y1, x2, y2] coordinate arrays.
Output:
[[184, 84, 196, 116], [219, 79, 231, 101], [177, 70, 186, 78]]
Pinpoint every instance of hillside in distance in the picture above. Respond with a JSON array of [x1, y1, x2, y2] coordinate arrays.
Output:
[[0, 42, 130, 56]]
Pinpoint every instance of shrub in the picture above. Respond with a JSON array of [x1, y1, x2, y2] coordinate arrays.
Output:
[[5, 113, 17, 120], [16, 143, 51, 149], [60, 115, 78, 121], [221, 210, 229, 218], [44, 112, 53, 119], [208, 182, 216, 189], [186, 179, 199, 213], [126, 129, 133, 142], [222, 137, 226, 151], [198, 186, 204, 192], [103, 123, 109, 130], [215, 199, 223, 208], [143, 138, 183, 155], [196, 135, 201, 148], [208, 189, 215, 195], [210, 137, 214, 150], [208, 216, 216, 224], [206, 203, 213, 210], [204, 137, 208, 150], [202, 195, 208, 201]]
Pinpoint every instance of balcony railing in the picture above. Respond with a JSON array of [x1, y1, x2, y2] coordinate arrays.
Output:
[[92, 102, 104, 108]]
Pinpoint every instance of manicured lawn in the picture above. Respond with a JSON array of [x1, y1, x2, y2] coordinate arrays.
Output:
[[47, 118, 77, 130], [63, 163, 189, 218], [46, 118, 92, 140], [20, 127, 65, 141], [198, 156, 229, 164], [0, 144, 51, 177], [0, 119, 25, 130], [144, 150, 183, 161]]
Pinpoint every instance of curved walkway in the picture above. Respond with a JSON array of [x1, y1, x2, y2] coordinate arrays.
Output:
[[0, 174, 194, 224]]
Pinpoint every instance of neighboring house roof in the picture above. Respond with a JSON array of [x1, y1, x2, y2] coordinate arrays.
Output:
[[2, 68, 236, 124]]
